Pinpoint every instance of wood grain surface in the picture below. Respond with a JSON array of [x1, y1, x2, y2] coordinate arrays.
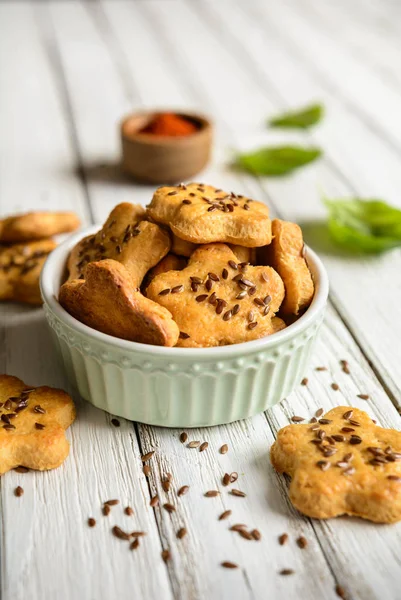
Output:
[[1, 1, 400, 599]]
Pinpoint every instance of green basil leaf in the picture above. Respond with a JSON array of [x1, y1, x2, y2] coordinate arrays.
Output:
[[324, 198, 401, 253], [236, 146, 322, 176], [269, 104, 324, 129]]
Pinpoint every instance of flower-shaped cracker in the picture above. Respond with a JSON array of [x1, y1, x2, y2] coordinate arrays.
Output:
[[146, 243, 285, 347], [261, 219, 314, 315], [0, 239, 56, 304], [147, 183, 271, 246], [271, 406, 401, 523], [0, 375, 76, 475], [0, 211, 80, 243], [67, 203, 170, 284], [60, 259, 179, 346]]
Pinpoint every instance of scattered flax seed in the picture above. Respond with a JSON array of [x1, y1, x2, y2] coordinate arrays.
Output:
[[219, 510, 232, 520], [315, 408, 324, 417], [143, 465, 151, 477], [280, 569, 294, 576], [150, 495, 159, 507], [33, 405, 46, 414], [221, 561, 238, 569], [357, 394, 370, 400], [301, 377, 308, 386], [180, 432, 188, 443], [239, 529, 253, 540], [222, 473, 230, 486], [130, 539, 140, 550], [112, 525, 130, 541], [88, 518, 96, 527], [230, 489, 246, 498], [111, 418, 120, 427], [188, 441, 200, 448], [291, 416, 305, 423], [247, 322, 258, 330], [315, 366, 327, 371], [105, 499, 119, 506], [387, 475, 401, 481], [230, 472, 238, 483], [14, 466, 29, 473], [102, 504, 111, 516], [177, 527, 187, 539], [199, 441, 208, 452], [179, 332, 190, 340], [331, 383, 340, 391], [316, 461, 330, 471], [125, 506, 134, 516], [177, 485, 189, 497], [205, 490, 220, 497], [296, 536, 308, 549], [335, 584, 347, 599], [130, 531, 146, 538], [230, 524, 247, 531], [279, 533, 288, 545], [35, 423, 45, 430], [141, 451, 155, 462], [220, 444, 228, 454], [319, 418, 332, 425], [251, 529, 261, 541], [15, 486, 24, 497], [162, 549, 171, 562], [163, 503, 176, 513], [159, 288, 170, 296]]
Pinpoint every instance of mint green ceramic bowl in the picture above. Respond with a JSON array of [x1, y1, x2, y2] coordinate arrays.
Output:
[[40, 226, 328, 427]]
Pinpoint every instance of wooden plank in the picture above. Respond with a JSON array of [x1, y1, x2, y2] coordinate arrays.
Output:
[[0, 3, 172, 599]]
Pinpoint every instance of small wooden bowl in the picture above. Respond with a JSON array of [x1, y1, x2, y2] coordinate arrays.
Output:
[[120, 110, 213, 184]]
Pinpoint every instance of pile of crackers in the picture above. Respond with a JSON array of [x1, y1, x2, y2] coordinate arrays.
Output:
[[60, 183, 314, 347], [0, 211, 80, 304]]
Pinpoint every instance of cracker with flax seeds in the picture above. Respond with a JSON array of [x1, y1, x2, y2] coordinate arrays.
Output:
[[0, 211, 80, 243], [146, 243, 285, 348], [0, 375, 76, 475], [60, 259, 179, 346], [260, 219, 314, 315], [271, 406, 401, 523], [171, 232, 256, 264], [147, 183, 271, 247], [0, 239, 56, 304], [67, 203, 170, 283]]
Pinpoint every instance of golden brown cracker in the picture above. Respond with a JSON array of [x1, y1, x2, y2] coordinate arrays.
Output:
[[262, 219, 314, 315], [0, 211, 80, 243], [146, 243, 284, 347], [0, 239, 56, 304], [67, 203, 169, 284], [60, 259, 179, 346], [147, 183, 271, 247], [0, 374, 75, 475], [271, 406, 401, 523]]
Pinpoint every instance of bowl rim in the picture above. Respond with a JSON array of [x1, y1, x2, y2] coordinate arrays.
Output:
[[120, 109, 212, 145], [40, 224, 329, 358]]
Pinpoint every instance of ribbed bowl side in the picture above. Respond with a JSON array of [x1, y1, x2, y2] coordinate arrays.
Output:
[[43, 303, 326, 427]]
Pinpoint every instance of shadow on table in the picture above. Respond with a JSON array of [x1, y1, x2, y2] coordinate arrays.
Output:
[[77, 161, 154, 187]]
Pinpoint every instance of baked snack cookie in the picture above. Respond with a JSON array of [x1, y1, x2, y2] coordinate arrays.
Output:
[[171, 233, 255, 264], [67, 203, 169, 283], [146, 253, 187, 283], [261, 219, 314, 315], [60, 259, 179, 346], [0, 374, 76, 475], [0, 211, 80, 243], [271, 406, 401, 523], [146, 243, 285, 347], [147, 183, 272, 246], [0, 239, 56, 304]]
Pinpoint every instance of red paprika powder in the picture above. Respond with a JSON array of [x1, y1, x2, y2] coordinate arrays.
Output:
[[140, 113, 198, 137]]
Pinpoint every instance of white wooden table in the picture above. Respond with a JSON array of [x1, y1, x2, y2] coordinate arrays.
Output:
[[1, 1, 401, 598]]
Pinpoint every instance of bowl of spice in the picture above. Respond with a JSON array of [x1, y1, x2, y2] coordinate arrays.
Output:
[[121, 110, 212, 184]]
